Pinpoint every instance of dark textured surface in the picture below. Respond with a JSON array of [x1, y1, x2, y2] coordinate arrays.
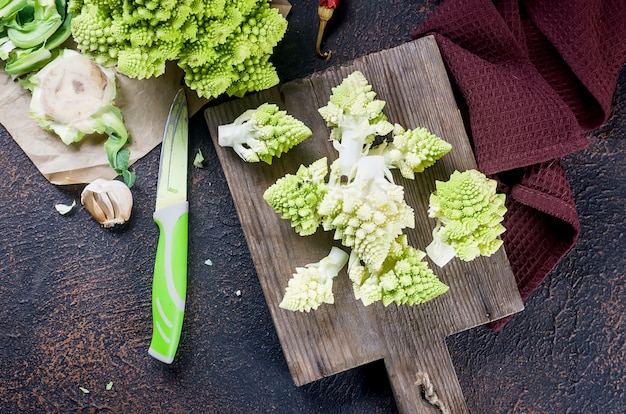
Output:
[[446, 69, 626, 413], [0, 1, 624, 413]]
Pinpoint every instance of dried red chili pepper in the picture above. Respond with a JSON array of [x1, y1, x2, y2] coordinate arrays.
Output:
[[319, 0, 339, 7], [316, 0, 339, 60]]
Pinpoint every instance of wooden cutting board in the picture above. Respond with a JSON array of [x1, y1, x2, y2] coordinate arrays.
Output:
[[204, 35, 524, 413]]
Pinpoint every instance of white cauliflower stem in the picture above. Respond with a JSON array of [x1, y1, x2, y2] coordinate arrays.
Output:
[[24, 49, 135, 186]]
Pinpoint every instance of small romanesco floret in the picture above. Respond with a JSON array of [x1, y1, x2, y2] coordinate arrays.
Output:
[[69, 0, 288, 99], [279, 246, 349, 312], [370, 124, 452, 180], [263, 158, 328, 236], [23, 49, 135, 186], [348, 235, 449, 307], [217, 103, 313, 164], [318, 70, 394, 176], [318, 155, 415, 273], [426, 169, 507, 267]]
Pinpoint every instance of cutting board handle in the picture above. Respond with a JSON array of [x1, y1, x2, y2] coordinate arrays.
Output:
[[384, 334, 469, 414]]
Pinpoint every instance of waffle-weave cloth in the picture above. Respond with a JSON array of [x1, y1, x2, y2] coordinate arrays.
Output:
[[411, 0, 626, 330]]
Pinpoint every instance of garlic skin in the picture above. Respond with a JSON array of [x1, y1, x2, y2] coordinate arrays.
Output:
[[81, 179, 133, 228]]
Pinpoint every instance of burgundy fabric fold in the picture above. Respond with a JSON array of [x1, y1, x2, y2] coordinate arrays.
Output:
[[410, 0, 626, 330]]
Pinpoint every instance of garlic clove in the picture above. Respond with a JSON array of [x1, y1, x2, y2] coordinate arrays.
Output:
[[81, 178, 133, 228]]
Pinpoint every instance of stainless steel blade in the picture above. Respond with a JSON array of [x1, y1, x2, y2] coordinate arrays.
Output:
[[155, 89, 188, 211]]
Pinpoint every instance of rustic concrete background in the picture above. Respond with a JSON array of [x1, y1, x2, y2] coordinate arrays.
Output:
[[1, 1, 624, 413]]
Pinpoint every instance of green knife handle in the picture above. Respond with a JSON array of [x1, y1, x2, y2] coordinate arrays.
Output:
[[149, 201, 189, 364]]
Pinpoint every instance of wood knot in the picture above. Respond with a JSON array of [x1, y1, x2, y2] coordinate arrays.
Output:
[[415, 372, 450, 414]]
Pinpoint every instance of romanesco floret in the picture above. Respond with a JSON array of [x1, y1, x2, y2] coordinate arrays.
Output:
[[348, 235, 449, 306], [279, 246, 349, 312], [225, 54, 281, 98], [317, 71, 451, 180], [318, 155, 415, 272], [426, 169, 507, 267], [263, 158, 328, 236], [370, 124, 452, 179], [318, 70, 394, 175], [217, 103, 313, 164], [69, 0, 288, 99]]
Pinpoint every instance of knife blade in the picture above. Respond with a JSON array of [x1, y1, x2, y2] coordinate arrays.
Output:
[[148, 88, 189, 364]]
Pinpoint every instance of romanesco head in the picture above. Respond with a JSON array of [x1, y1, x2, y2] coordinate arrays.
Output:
[[117, 47, 168, 79], [225, 54, 281, 98], [69, 0, 287, 98], [318, 71, 387, 125], [428, 169, 507, 264], [317, 71, 394, 175], [279, 266, 335, 312], [264, 158, 329, 236], [379, 236, 449, 306], [241, 3, 287, 56], [183, 62, 237, 99], [318, 71, 393, 143], [70, 3, 117, 65]]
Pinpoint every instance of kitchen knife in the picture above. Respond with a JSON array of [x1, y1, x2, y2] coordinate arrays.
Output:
[[148, 88, 189, 364]]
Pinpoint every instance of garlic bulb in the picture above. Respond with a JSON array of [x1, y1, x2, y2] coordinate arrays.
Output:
[[81, 179, 133, 228]]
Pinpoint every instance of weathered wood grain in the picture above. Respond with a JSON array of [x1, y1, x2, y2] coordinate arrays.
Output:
[[204, 36, 524, 413]]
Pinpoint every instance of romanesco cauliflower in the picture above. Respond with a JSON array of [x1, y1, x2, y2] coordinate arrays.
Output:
[[263, 70, 456, 312], [370, 124, 452, 179], [317, 71, 451, 179], [318, 70, 394, 176], [279, 246, 349, 312], [263, 158, 328, 236], [348, 235, 449, 306], [426, 169, 507, 267], [69, 0, 288, 99], [218, 103, 313, 164], [318, 155, 415, 273]]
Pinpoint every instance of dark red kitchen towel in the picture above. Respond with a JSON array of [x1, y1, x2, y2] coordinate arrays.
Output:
[[411, 0, 626, 330]]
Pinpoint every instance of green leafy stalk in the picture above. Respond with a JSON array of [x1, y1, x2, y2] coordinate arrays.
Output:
[[5, 0, 63, 48], [102, 106, 135, 187], [0, 0, 72, 76], [0, 0, 29, 22]]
